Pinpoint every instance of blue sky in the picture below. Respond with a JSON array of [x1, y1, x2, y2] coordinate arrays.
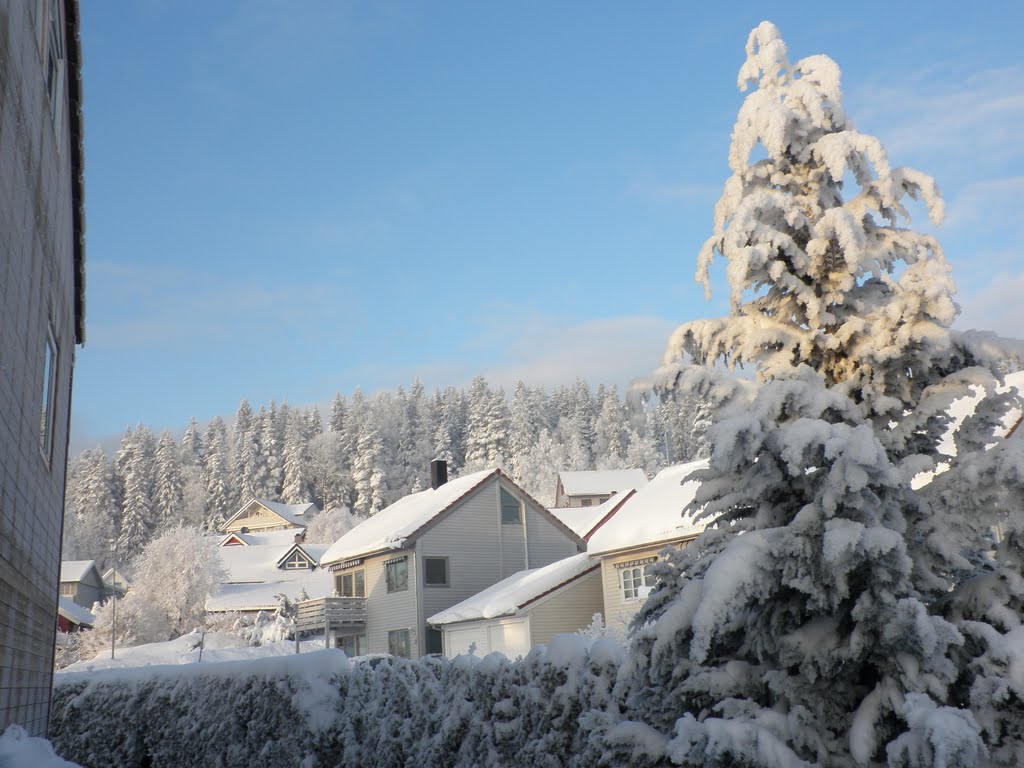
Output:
[[73, 0, 1024, 450]]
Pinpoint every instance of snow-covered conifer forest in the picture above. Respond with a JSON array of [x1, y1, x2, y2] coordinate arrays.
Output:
[[51, 22, 1024, 768], [62, 376, 710, 568]]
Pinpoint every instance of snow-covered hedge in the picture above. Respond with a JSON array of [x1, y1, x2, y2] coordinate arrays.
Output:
[[51, 637, 627, 768]]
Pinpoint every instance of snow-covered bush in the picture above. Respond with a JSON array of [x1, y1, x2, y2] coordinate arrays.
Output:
[[51, 637, 627, 768]]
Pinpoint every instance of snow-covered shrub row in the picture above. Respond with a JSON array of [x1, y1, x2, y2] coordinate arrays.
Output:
[[51, 637, 628, 768]]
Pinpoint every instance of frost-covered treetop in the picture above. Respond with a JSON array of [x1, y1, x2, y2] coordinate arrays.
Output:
[[668, 21, 963, 420]]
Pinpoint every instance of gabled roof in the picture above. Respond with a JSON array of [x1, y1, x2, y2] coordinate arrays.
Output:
[[219, 532, 250, 547], [428, 553, 598, 625], [557, 468, 648, 497], [218, 530, 324, 583], [587, 460, 709, 557], [549, 489, 636, 540], [220, 498, 317, 532], [57, 597, 95, 627], [60, 560, 100, 583], [321, 468, 582, 567], [275, 544, 320, 569]]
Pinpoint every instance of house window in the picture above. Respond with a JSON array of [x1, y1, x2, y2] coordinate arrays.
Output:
[[39, 326, 57, 465], [44, 0, 64, 125], [426, 627, 443, 655], [581, 499, 592, 507], [283, 551, 309, 570], [385, 558, 408, 593], [424, 557, 448, 587], [388, 629, 411, 658], [337, 634, 366, 657], [500, 488, 521, 524], [59, 583, 75, 597], [337, 570, 365, 598], [621, 564, 656, 600]]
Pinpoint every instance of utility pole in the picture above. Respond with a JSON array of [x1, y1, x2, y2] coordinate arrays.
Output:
[[109, 538, 117, 660]]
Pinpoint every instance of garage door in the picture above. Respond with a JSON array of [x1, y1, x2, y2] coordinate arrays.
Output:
[[445, 625, 487, 658], [488, 619, 531, 659]]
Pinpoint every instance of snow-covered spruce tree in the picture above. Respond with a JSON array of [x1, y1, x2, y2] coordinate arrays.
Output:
[[153, 430, 184, 528], [614, 22, 1020, 767]]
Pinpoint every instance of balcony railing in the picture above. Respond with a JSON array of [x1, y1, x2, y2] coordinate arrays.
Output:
[[296, 596, 366, 633]]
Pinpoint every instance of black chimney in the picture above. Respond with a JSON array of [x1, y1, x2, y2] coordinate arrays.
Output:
[[430, 459, 448, 490]]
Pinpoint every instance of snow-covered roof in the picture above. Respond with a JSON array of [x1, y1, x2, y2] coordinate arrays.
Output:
[[206, 569, 334, 612], [428, 553, 598, 625], [59, 560, 98, 583], [320, 469, 498, 566], [587, 459, 709, 557], [217, 530, 327, 584], [558, 468, 648, 497], [549, 490, 635, 540], [57, 597, 95, 627], [102, 568, 130, 589], [221, 499, 317, 531]]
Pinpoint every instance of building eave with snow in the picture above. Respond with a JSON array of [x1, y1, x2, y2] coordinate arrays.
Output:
[[316, 463, 585, 659], [427, 552, 602, 659]]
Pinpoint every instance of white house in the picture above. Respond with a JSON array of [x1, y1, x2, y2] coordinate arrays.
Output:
[[315, 462, 585, 659], [206, 529, 333, 616], [554, 468, 648, 508], [587, 460, 708, 634], [428, 553, 602, 659], [221, 498, 318, 534]]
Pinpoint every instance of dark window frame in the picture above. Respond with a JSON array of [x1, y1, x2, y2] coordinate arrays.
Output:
[[500, 487, 522, 525], [39, 324, 57, 467], [424, 557, 449, 587]]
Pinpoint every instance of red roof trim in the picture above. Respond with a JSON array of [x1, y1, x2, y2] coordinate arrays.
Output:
[[582, 488, 637, 542]]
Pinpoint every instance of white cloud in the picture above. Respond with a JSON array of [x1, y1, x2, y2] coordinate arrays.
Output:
[[956, 270, 1024, 341], [848, 65, 1024, 175]]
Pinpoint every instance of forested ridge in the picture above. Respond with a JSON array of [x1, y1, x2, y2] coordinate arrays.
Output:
[[63, 376, 712, 568]]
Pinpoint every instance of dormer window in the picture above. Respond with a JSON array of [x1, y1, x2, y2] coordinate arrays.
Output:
[[282, 551, 310, 570]]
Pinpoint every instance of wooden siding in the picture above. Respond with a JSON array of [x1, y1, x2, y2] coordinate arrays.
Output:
[[521, 488, 582, 568], [529, 569, 603, 647], [600, 545, 669, 635], [360, 549, 419, 657], [417, 481, 501, 645]]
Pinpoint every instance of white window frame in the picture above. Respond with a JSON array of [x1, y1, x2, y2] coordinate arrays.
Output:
[[283, 551, 309, 570], [621, 564, 656, 601]]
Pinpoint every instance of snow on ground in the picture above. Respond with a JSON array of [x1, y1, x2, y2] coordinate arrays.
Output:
[[60, 630, 330, 674], [0, 725, 80, 767], [429, 553, 598, 624]]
